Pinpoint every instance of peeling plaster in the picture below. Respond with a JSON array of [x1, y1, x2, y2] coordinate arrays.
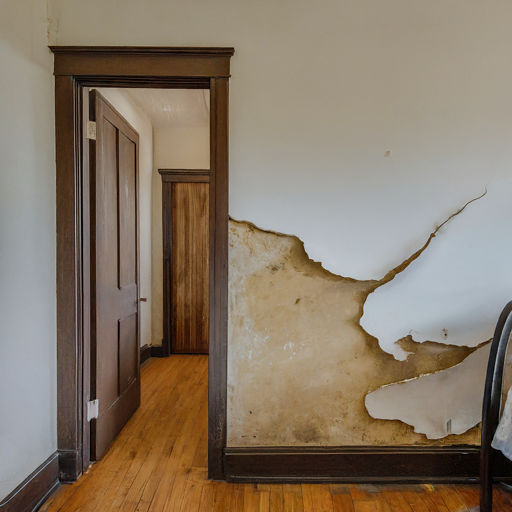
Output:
[[362, 188, 488, 359], [360, 181, 512, 358], [365, 343, 490, 439], [227, 218, 483, 446]]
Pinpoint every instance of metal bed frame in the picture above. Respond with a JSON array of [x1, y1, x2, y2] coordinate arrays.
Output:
[[480, 301, 512, 512]]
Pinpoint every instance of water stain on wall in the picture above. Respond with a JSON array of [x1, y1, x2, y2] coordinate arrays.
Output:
[[227, 218, 486, 446]]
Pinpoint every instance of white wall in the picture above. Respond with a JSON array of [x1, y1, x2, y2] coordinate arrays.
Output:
[[0, 0, 56, 501], [47, 0, 512, 280], [95, 88, 154, 348], [151, 127, 210, 345]]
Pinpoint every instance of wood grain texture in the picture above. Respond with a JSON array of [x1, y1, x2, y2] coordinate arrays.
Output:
[[172, 182, 210, 354], [208, 76, 230, 481], [55, 74, 84, 482], [51, 47, 235, 78], [39, 356, 512, 512], [224, 446, 489, 483], [159, 169, 210, 183]]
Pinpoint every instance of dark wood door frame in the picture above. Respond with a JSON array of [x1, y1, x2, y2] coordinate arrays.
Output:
[[50, 46, 234, 482]]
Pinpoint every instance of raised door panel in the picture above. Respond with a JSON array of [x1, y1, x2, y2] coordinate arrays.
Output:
[[118, 313, 138, 395], [118, 132, 137, 290]]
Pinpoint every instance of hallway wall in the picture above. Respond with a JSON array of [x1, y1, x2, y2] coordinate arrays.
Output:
[[0, 0, 56, 501]]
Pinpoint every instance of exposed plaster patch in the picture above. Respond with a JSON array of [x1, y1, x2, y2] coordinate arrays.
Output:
[[227, 218, 483, 446]]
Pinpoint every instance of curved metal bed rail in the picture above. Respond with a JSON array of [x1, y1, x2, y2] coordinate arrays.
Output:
[[480, 300, 512, 512]]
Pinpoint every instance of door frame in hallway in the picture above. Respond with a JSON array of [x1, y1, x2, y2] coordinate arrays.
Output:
[[50, 46, 234, 483]]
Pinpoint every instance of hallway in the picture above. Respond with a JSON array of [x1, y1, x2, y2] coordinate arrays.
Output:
[[40, 356, 508, 512]]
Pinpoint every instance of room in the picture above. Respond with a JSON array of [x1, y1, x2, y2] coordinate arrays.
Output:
[[2, 1, 512, 511]]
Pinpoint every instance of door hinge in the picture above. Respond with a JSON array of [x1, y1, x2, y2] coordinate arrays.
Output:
[[86, 121, 97, 140], [87, 399, 99, 421]]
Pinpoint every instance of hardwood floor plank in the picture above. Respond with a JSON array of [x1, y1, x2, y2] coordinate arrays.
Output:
[[382, 490, 414, 512], [402, 490, 431, 512], [259, 490, 271, 512], [39, 484, 77, 512], [452, 485, 478, 511], [198, 480, 216, 512], [233, 483, 246, 511], [496, 486, 512, 508], [419, 488, 450, 512], [284, 484, 303, 495], [350, 485, 371, 502], [224, 482, 240, 511], [332, 494, 355, 512], [284, 491, 305, 512], [437, 485, 469, 512], [192, 428, 208, 468], [302, 484, 314, 512], [180, 480, 204, 512], [331, 485, 351, 496], [373, 493, 393, 512], [212, 481, 232, 511], [244, 483, 261, 512], [270, 486, 284, 512], [353, 503, 378, 512], [490, 488, 511, 512], [311, 484, 334, 512]]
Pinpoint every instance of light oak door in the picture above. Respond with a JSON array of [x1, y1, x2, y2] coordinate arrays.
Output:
[[89, 90, 140, 460], [166, 182, 209, 354]]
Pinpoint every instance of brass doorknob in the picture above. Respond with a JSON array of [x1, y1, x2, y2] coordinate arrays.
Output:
[[139, 298, 147, 302]]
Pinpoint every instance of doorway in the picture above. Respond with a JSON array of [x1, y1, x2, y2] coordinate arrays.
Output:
[[51, 47, 234, 483]]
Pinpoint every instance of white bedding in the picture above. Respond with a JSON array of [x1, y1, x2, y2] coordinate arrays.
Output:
[[491, 385, 512, 460]]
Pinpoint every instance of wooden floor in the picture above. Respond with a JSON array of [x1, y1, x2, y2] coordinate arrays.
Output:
[[41, 355, 512, 512]]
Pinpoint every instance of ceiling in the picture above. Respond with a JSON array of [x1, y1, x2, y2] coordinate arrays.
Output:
[[121, 88, 210, 129]]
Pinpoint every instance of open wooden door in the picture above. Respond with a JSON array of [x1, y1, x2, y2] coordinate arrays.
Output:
[[89, 90, 141, 461]]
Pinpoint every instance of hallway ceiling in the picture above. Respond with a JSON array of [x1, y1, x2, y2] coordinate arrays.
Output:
[[121, 88, 210, 129]]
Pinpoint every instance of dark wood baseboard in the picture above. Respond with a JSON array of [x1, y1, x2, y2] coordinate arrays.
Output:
[[150, 345, 166, 358], [0, 452, 59, 512], [58, 449, 81, 482], [225, 446, 512, 484], [140, 344, 151, 365]]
